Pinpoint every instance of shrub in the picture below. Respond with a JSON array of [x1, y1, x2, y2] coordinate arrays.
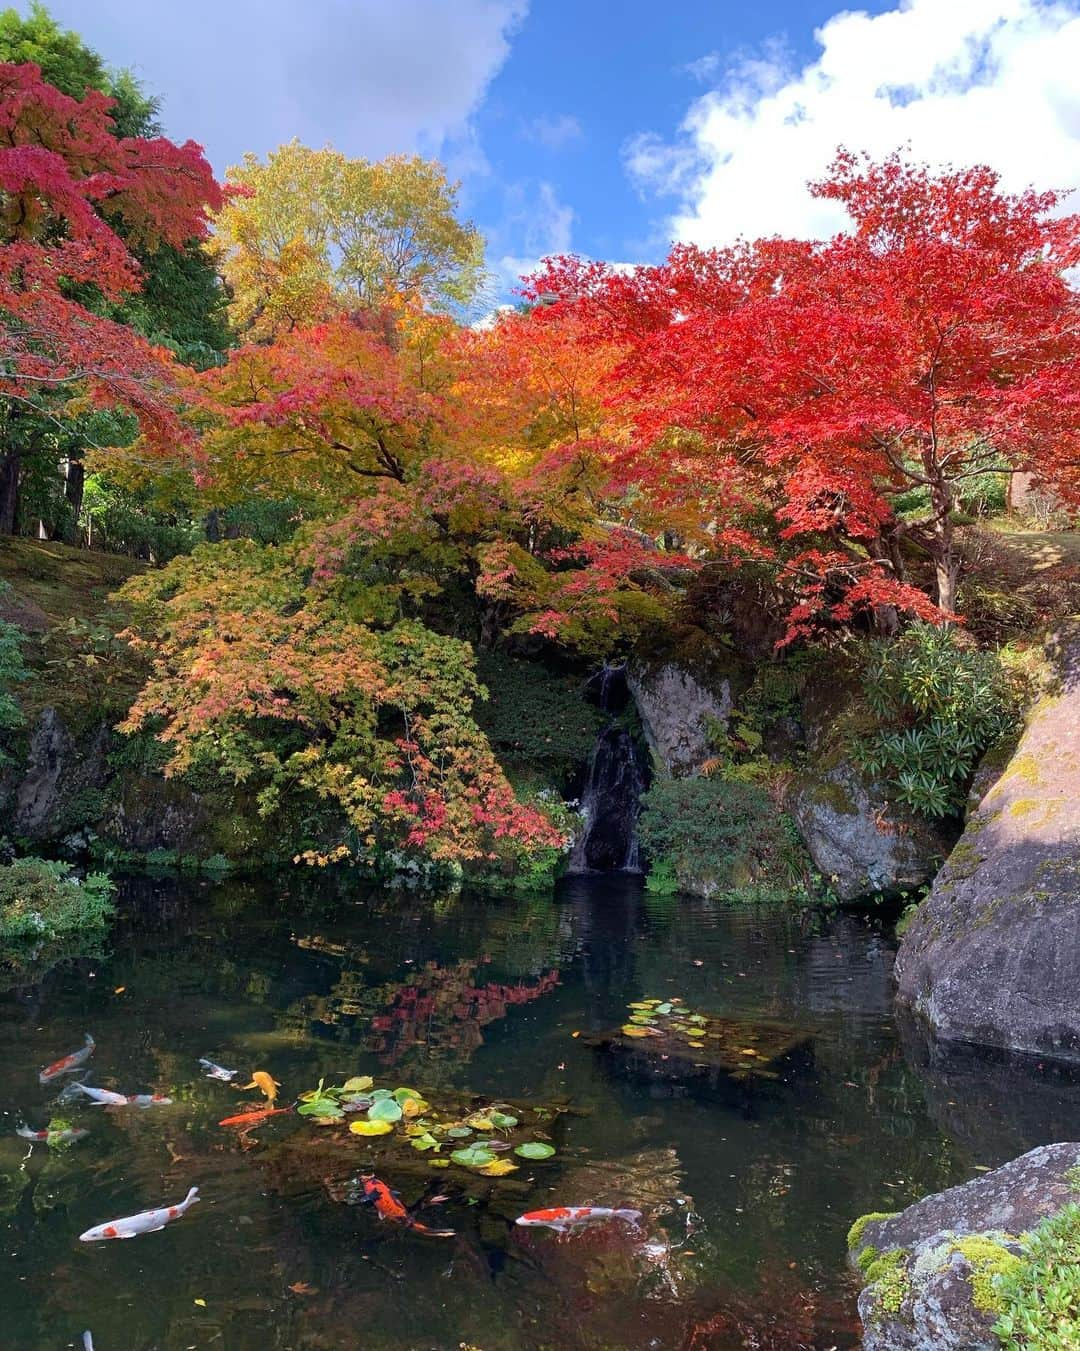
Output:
[[0, 859, 114, 945], [0, 584, 26, 765], [474, 653, 604, 782], [638, 775, 810, 899], [994, 1204, 1080, 1349], [857, 623, 1020, 819]]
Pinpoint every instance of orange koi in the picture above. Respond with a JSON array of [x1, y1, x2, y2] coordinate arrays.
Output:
[[238, 1070, 281, 1103], [218, 1105, 293, 1128], [359, 1175, 455, 1238]]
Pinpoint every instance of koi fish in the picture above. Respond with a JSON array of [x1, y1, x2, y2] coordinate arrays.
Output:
[[515, 1206, 643, 1234], [82, 1334, 93, 1351], [218, 1104, 293, 1128], [238, 1070, 281, 1104], [198, 1057, 237, 1082], [39, 1034, 94, 1084], [358, 1175, 455, 1238], [79, 1186, 199, 1242], [16, 1124, 89, 1145], [69, 1084, 172, 1108]]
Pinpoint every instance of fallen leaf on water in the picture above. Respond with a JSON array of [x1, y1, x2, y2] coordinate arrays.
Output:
[[571, 1031, 580, 1038], [289, 1282, 316, 1295], [350, 1119, 393, 1136], [478, 1158, 518, 1177], [113, 986, 126, 994], [193, 1298, 206, 1307]]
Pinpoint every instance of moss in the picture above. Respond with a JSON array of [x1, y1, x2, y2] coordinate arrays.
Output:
[[1008, 797, 1042, 818], [864, 1248, 911, 1317], [1065, 1165, 1080, 1193], [806, 773, 860, 816], [1004, 752, 1041, 787], [855, 1243, 879, 1273], [947, 1235, 1022, 1315], [947, 838, 986, 880], [848, 1211, 898, 1252]]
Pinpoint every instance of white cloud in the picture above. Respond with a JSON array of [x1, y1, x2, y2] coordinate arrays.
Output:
[[523, 113, 583, 150], [493, 181, 575, 290], [35, 0, 529, 173], [626, 0, 1080, 247]]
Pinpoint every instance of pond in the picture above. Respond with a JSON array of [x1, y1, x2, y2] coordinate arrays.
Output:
[[3, 873, 1080, 1350]]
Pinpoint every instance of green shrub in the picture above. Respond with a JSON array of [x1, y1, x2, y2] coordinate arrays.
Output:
[[474, 653, 604, 782], [994, 1204, 1080, 1349], [639, 776, 809, 899], [0, 584, 26, 764], [857, 623, 1019, 819], [0, 859, 114, 944]]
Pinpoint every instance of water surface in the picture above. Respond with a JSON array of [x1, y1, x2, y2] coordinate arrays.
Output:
[[2, 873, 1079, 1350]]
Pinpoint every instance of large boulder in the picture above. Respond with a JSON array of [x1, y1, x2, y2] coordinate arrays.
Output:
[[848, 1143, 1080, 1350], [895, 631, 1080, 1058], [628, 662, 732, 776], [790, 763, 950, 901]]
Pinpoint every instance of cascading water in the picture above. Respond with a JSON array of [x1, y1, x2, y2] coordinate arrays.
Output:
[[568, 664, 649, 874]]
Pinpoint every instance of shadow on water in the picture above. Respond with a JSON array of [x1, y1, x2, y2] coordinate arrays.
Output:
[[0, 872, 1078, 1348]]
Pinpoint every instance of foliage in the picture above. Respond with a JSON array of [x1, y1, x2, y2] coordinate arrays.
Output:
[[0, 582, 25, 762], [0, 857, 113, 943], [856, 623, 1020, 819], [994, 1204, 1080, 1349], [533, 151, 1080, 629], [473, 653, 603, 779], [213, 141, 487, 336], [117, 539, 566, 865], [638, 775, 809, 898]]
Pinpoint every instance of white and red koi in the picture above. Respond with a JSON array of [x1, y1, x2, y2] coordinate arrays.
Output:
[[16, 1123, 88, 1145], [39, 1034, 94, 1084], [515, 1205, 643, 1234], [69, 1084, 172, 1108], [79, 1186, 199, 1241]]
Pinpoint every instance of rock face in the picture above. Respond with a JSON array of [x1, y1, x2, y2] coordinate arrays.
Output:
[[849, 1143, 1080, 1350], [790, 763, 950, 900], [895, 632, 1080, 1058], [12, 708, 110, 838], [627, 663, 732, 776]]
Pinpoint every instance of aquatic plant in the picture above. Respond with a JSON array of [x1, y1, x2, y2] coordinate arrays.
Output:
[[994, 1204, 1080, 1348]]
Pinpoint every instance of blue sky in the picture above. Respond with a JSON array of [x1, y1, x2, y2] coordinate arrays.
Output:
[[21, 1, 1080, 301]]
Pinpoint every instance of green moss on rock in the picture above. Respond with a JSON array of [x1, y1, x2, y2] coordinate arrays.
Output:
[[848, 1211, 898, 1252]]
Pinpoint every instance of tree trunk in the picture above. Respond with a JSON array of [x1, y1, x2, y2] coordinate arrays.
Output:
[[0, 450, 20, 535], [64, 457, 85, 543], [930, 489, 958, 614]]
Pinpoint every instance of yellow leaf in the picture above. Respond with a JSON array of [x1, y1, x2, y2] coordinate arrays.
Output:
[[621, 1025, 649, 1038], [478, 1158, 518, 1177], [350, 1119, 393, 1136], [194, 1298, 207, 1307]]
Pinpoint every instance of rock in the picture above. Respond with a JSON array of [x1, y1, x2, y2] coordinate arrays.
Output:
[[895, 631, 1080, 1058], [13, 708, 109, 838], [790, 762, 950, 901], [849, 1143, 1080, 1350], [627, 663, 732, 776]]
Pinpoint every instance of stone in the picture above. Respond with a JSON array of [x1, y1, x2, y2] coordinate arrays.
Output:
[[790, 762, 950, 901], [627, 662, 732, 776], [849, 1143, 1080, 1350], [895, 630, 1080, 1058]]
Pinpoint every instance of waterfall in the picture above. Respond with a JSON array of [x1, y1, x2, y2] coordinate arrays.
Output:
[[567, 664, 648, 874]]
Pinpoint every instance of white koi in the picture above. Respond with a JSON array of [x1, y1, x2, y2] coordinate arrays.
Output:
[[39, 1034, 94, 1084]]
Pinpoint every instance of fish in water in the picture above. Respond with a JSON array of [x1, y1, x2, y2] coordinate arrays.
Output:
[[69, 1084, 172, 1108], [82, 1334, 93, 1351], [39, 1034, 95, 1084], [238, 1070, 281, 1104], [16, 1123, 89, 1145], [198, 1057, 237, 1082], [515, 1206, 643, 1234], [358, 1175, 455, 1238], [79, 1186, 200, 1241], [218, 1104, 293, 1128]]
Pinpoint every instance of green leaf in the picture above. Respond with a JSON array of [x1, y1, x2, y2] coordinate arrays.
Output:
[[514, 1141, 556, 1160], [341, 1075, 374, 1093], [368, 1099, 403, 1123], [489, 1111, 518, 1129], [451, 1145, 496, 1168]]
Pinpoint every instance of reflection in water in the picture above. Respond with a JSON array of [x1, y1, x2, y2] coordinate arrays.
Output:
[[1, 873, 1078, 1348]]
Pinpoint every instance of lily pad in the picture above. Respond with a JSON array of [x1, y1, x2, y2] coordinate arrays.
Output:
[[392, 1087, 423, 1104], [368, 1099, 403, 1123], [446, 1126, 473, 1139], [622, 1025, 650, 1038], [298, 1099, 343, 1118], [489, 1111, 518, 1129], [350, 1119, 393, 1137], [451, 1145, 497, 1168], [401, 1097, 429, 1119], [514, 1141, 556, 1160], [655, 1002, 674, 1015], [369, 1088, 393, 1102], [410, 1132, 441, 1152], [342, 1075, 374, 1093], [466, 1115, 494, 1130]]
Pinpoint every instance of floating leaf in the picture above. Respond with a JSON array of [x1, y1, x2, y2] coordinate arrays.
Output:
[[392, 1087, 423, 1105], [410, 1133, 441, 1152], [298, 1099, 342, 1118], [478, 1158, 518, 1177], [688, 1042, 706, 1049], [467, 1115, 494, 1131], [627, 1002, 653, 1010], [629, 1014, 656, 1025], [430, 1158, 450, 1168], [368, 1099, 403, 1123], [689, 1014, 706, 1024], [655, 1002, 674, 1015], [514, 1141, 556, 1160], [489, 1111, 518, 1129], [447, 1126, 473, 1139], [402, 1097, 429, 1119], [350, 1120, 393, 1136], [621, 1025, 649, 1038], [451, 1145, 496, 1168], [342, 1076, 374, 1093], [369, 1088, 393, 1102]]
